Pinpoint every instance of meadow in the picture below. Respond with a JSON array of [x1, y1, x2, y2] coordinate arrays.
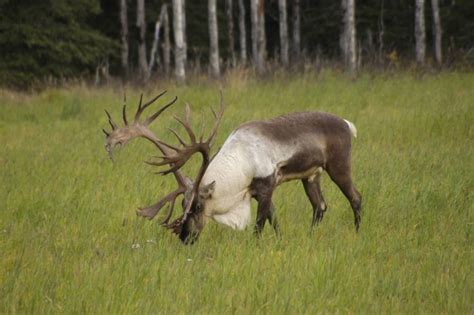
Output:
[[0, 71, 472, 313]]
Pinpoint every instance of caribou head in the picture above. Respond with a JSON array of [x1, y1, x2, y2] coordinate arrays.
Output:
[[146, 93, 224, 244]]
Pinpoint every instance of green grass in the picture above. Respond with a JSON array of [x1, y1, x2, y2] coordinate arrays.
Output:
[[1, 71, 472, 313]]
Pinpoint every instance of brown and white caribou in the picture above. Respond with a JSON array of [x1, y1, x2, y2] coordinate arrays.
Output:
[[103, 91, 361, 244]]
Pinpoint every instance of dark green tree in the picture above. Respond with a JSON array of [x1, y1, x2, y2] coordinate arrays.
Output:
[[0, 0, 116, 88]]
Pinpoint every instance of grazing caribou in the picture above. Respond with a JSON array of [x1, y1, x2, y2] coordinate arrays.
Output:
[[103, 91, 361, 244]]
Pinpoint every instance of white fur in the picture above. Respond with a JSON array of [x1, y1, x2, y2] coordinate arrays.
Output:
[[201, 128, 297, 230], [201, 126, 327, 230], [212, 195, 252, 230], [343, 119, 358, 138]]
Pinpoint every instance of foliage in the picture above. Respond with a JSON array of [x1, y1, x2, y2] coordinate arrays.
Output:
[[1, 0, 474, 88], [0, 72, 472, 313], [0, 0, 116, 88]]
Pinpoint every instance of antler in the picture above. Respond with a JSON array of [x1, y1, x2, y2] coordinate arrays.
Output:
[[103, 90, 176, 134], [147, 91, 225, 226], [103, 91, 194, 223]]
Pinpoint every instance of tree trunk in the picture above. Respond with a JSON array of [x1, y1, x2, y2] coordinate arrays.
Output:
[[163, 5, 171, 76], [342, 0, 356, 74], [148, 4, 167, 78], [182, 0, 187, 67], [238, 0, 247, 64], [291, 0, 301, 63], [278, 0, 289, 67], [340, 0, 346, 59], [226, 0, 236, 67], [257, 0, 266, 74], [120, 0, 129, 79], [173, 0, 186, 82], [208, 0, 220, 78], [431, 0, 442, 65], [250, 0, 258, 65], [377, 0, 385, 65], [136, 0, 148, 80], [415, 0, 426, 66]]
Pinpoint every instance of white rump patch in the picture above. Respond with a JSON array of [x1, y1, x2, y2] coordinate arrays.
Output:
[[343, 119, 358, 138]]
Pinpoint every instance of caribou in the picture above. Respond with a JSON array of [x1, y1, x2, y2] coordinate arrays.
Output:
[[103, 91, 361, 244]]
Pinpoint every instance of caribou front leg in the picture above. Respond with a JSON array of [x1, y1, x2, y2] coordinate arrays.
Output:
[[250, 176, 279, 237]]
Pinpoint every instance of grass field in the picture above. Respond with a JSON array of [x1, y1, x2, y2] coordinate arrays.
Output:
[[1, 71, 472, 313]]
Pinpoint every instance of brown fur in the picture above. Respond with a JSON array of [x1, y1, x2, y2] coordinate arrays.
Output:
[[243, 111, 361, 234]]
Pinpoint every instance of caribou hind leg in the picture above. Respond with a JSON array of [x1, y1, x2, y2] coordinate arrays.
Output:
[[302, 175, 327, 228], [266, 202, 280, 238], [326, 162, 362, 231]]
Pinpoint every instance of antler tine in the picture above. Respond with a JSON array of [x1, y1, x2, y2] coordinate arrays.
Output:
[[136, 185, 186, 221], [206, 91, 225, 145], [150, 159, 186, 176], [160, 198, 177, 225], [122, 105, 128, 125], [121, 89, 128, 125], [102, 128, 110, 136], [134, 91, 168, 123], [184, 102, 191, 124], [157, 93, 225, 177], [156, 137, 183, 152], [134, 93, 144, 122], [168, 127, 187, 146], [104, 110, 117, 130], [141, 90, 168, 112], [144, 96, 178, 126], [172, 103, 196, 142]]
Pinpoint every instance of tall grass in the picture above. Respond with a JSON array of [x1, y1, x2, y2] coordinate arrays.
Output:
[[0, 71, 472, 313]]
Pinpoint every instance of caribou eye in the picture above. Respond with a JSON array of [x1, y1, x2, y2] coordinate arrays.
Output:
[[195, 203, 202, 212]]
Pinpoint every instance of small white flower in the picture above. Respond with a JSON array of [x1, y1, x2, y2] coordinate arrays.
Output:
[[131, 243, 141, 249], [146, 239, 156, 244], [187, 258, 192, 262]]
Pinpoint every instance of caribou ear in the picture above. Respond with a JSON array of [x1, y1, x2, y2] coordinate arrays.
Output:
[[199, 181, 216, 200]]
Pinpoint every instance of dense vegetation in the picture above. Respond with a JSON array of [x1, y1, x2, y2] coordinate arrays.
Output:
[[0, 0, 473, 88], [1, 72, 472, 313]]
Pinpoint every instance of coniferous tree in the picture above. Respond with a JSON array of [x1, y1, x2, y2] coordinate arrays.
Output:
[[0, 0, 115, 88]]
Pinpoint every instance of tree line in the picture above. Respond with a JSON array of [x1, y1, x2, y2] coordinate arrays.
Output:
[[0, 0, 472, 88]]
